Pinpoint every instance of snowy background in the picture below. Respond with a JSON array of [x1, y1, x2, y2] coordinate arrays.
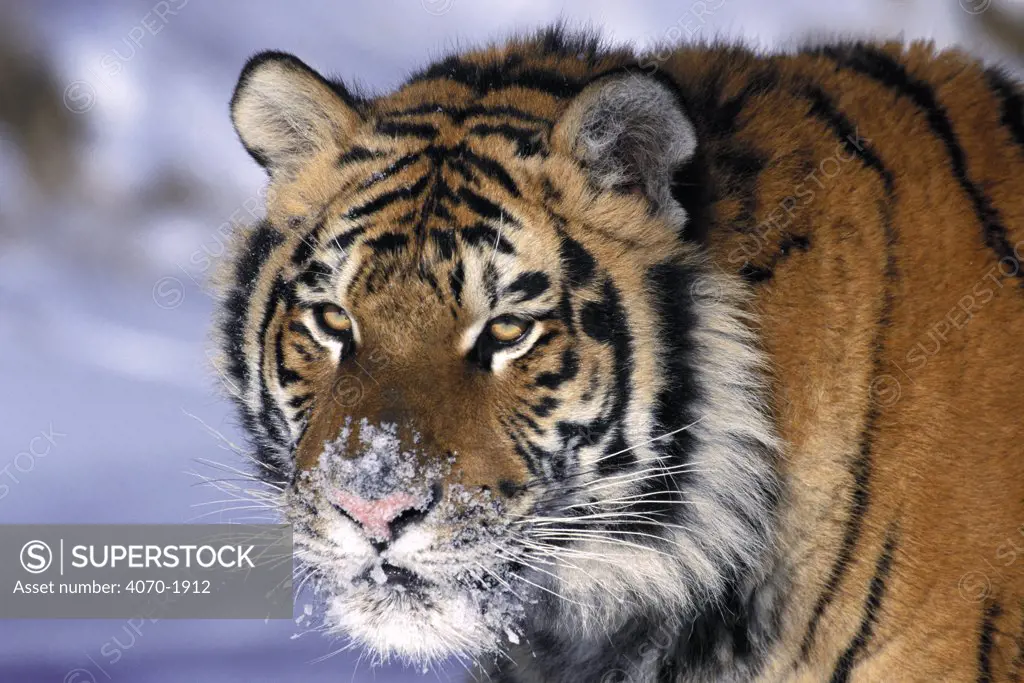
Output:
[[0, 0, 1020, 681]]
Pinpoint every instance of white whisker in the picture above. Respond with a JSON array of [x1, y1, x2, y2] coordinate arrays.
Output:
[[589, 417, 705, 465]]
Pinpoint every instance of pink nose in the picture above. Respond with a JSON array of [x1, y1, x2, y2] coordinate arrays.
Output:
[[332, 491, 424, 542]]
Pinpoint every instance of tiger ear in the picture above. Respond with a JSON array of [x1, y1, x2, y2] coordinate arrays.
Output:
[[553, 71, 697, 225], [230, 51, 363, 177]]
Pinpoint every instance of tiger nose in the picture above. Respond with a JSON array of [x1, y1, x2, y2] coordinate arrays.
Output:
[[331, 489, 436, 544]]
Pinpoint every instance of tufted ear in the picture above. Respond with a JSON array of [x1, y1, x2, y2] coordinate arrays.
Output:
[[553, 71, 697, 225], [230, 51, 363, 177]]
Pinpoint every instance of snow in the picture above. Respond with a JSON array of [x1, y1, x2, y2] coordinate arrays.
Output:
[[315, 420, 448, 504], [1, 0, 1017, 680], [370, 565, 389, 587]]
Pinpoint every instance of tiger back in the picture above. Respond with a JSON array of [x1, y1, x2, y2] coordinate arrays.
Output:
[[674, 39, 1024, 682]]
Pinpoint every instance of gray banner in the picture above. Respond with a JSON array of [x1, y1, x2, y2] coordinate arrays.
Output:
[[0, 525, 293, 619]]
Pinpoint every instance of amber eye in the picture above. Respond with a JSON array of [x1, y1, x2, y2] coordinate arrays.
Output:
[[487, 315, 532, 345], [314, 304, 352, 337]]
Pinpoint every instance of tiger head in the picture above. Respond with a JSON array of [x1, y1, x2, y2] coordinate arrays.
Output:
[[215, 44, 779, 667]]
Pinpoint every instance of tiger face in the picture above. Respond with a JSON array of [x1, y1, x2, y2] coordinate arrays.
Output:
[[216, 50, 779, 666]]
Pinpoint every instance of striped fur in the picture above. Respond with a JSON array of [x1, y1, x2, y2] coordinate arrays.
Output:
[[213, 27, 1024, 681]]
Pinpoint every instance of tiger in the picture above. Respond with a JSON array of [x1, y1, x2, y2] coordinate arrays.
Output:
[[212, 25, 1024, 682]]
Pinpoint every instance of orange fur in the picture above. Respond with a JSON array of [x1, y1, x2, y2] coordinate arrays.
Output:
[[217, 30, 1024, 681]]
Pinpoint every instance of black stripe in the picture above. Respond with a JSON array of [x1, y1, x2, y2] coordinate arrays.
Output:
[[671, 572, 779, 679], [447, 155, 475, 184], [415, 259, 443, 296], [337, 147, 383, 166], [798, 83, 900, 660], [292, 216, 330, 266], [360, 153, 420, 190], [376, 120, 438, 139], [801, 395, 878, 660], [535, 348, 579, 389], [558, 233, 596, 288], [510, 410, 542, 434], [287, 393, 311, 409], [700, 67, 780, 136], [580, 280, 635, 477], [432, 200, 453, 222], [274, 325, 302, 387], [530, 329, 559, 352], [828, 524, 899, 683], [511, 437, 543, 478], [802, 84, 894, 193], [297, 260, 331, 288], [739, 234, 811, 285], [483, 260, 500, 309], [287, 320, 316, 343], [531, 396, 559, 418], [410, 152, 449, 240], [327, 225, 367, 252], [458, 186, 508, 222], [717, 146, 768, 241], [985, 68, 1024, 155], [346, 173, 430, 220], [461, 148, 521, 196], [220, 223, 285, 387], [430, 229, 457, 260], [364, 232, 409, 255], [460, 223, 515, 254], [1009, 609, 1024, 683], [717, 148, 766, 182], [385, 102, 550, 125], [289, 231, 316, 266], [673, 150, 712, 246], [289, 341, 317, 363], [821, 43, 1021, 282], [469, 123, 544, 156], [410, 57, 583, 99], [449, 259, 465, 306], [257, 279, 292, 448], [739, 264, 774, 284], [506, 271, 550, 303], [644, 262, 703, 517], [978, 601, 1002, 683]]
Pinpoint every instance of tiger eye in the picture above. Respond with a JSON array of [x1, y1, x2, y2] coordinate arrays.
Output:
[[489, 316, 531, 344], [318, 304, 352, 333]]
